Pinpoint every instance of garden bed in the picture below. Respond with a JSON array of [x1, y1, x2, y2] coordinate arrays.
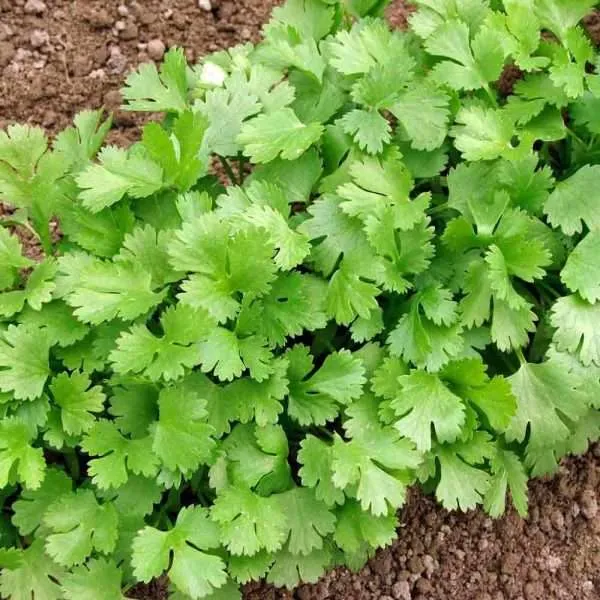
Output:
[[0, 1, 599, 600]]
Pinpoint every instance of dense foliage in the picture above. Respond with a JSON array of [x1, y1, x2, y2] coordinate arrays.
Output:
[[1, 0, 600, 596]]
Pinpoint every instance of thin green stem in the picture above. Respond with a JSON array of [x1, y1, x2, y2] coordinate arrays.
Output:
[[515, 348, 527, 366], [64, 448, 80, 481], [427, 201, 449, 216], [218, 155, 240, 185], [483, 85, 498, 108], [238, 154, 247, 183]]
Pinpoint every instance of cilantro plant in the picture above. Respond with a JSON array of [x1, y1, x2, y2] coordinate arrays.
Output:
[[1, 0, 600, 597]]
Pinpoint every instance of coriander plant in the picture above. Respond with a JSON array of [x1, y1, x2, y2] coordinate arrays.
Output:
[[1, 0, 600, 597]]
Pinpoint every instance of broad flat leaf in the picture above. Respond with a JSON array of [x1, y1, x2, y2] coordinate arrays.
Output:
[[238, 108, 323, 163], [76, 146, 163, 212], [0, 418, 46, 489], [266, 545, 332, 588], [551, 295, 600, 366], [391, 371, 466, 452], [483, 448, 528, 517], [544, 165, 600, 234], [561, 232, 600, 303], [122, 47, 189, 112], [211, 485, 288, 556], [0, 540, 64, 600], [54, 109, 112, 168], [17, 301, 89, 348], [506, 360, 590, 449], [169, 215, 276, 324], [390, 84, 450, 151], [116, 225, 182, 288], [44, 489, 118, 566], [334, 499, 397, 556], [434, 433, 493, 511], [82, 420, 159, 489], [287, 345, 365, 425], [61, 558, 125, 600], [12, 468, 71, 535], [339, 109, 391, 155], [110, 304, 214, 382], [151, 385, 215, 473], [298, 435, 345, 506], [0, 227, 32, 290], [276, 487, 336, 555], [426, 20, 505, 91], [58, 255, 167, 325], [49, 371, 105, 435], [332, 409, 421, 515], [0, 325, 51, 400], [132, 506, 227, 599]]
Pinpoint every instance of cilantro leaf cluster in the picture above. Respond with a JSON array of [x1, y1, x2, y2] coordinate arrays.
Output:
[[1, 0, 600, 596]]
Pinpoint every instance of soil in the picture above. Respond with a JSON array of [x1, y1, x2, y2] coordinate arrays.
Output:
[[1, 2, 599, 600]]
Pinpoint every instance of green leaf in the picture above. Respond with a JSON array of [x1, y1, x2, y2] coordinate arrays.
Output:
[[211, 485, 288, 556], [44, 488, 118, 566], [426, 20, 505, 91], [0, 540, 64, 600], [54, 109, 112, 168], [82, 420, 159, 489], [483, 448, 528, 517], [0, 227, 32, 290], [57, 254, 167, 325], [150, 385, 216, 473], [506, 359, 590, 450], [169, 215, 276, 324], [0, 418, 46, 489], [561, 232, 600, 303], [266, 545, 332, 588], [277, 487, 336, 555], [122, 47, 189, 112], [76, 146, 163, 213], [298, 435, 345, 506], [12, 468, 71, 535], [132, 506, 227, 599], [0, 258, 56, 318], [238, 108, 323, 163], [391, 84, 450, 151], [434, 433, 493, 511], [286, 345, 366, 426], [17, 301, 89, 348], [339, 109, 391, 155], [544, 165, 600, 235], [110, 304, 214, 382], [391, 371, 466, 452], [61, 558, 125, 600], [0, 325, 50, 400], [551, 294, 600, 367], [49, 371, 105, 435]]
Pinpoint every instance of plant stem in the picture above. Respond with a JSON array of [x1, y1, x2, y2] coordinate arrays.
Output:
[[515, 348, 527, 366], [218, 155, 240, 185], [64, 448, 80, 481]]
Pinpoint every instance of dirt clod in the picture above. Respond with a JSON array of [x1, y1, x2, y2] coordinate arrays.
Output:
[[23, 0, 46, 14], [147, 38, 166, 61]]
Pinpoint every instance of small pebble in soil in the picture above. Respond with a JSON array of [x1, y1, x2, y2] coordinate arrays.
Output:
[[24, 0, 46, 14], [0, 42, 14, 67], [580, 490, 598, 520], [117, 4, 129, 16], [29, 29, 48, 49], [119, 21, 138, 40], [147, 38, 165, 61], [392, 580, 412, 600], [198, 0, 212, 11]]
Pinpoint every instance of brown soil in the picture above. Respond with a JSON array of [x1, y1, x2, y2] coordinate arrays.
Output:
[[2, 2, 599, 600]]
